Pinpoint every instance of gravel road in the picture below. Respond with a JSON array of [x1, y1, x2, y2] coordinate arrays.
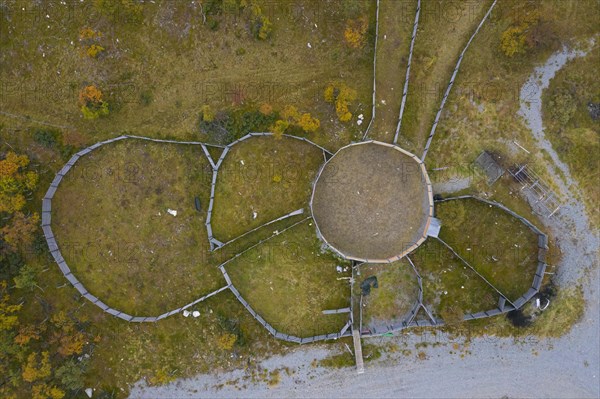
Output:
[[130, 44, 599, 399]]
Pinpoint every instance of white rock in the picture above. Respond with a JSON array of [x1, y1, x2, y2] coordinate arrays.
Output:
[[192, 311, 200, 317], [336, 266, 343, 273], [358, 114, 364, 119], [307, 42, 312, 48], [183, 310, 190, 317], [240, 160, 245, 165], [85, 388, 93, 398], [252, 211, 257, 219], [357, 119, 363, 126], [167, 209, 177, 216]]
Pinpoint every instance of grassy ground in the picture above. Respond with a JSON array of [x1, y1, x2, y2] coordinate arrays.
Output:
[[410, 239, 499, 322], [355, 260, 419, 329], [426, 0, 599, 185], [542, 44, 600, 225], [368, 0, 414, 142], [446, 284, 584, 339], [0, 0, 373, 149], [52, 139, 226, 315], [435, 198, 539, 301], [225, 219, 351, 338], [211, 135, 324, 242], [397, 0, 490, 154]]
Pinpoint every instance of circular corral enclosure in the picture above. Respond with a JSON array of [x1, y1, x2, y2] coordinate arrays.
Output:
[[310, 141, 433, 263]]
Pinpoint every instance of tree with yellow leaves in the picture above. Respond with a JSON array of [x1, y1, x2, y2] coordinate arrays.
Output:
[[0, 281, 22, 331], [31, 383, 65, 399], [324, 82, 357, 122], [217, 333, 237, 350], [1, 212, 40, 251], [22, 351, 51, 382], [0, 152, 38, 213], [298, 113, 320, 133], [78, 85, 109, 119]]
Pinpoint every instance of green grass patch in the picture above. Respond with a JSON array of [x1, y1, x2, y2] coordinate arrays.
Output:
[[355, 260, 419, 327], [542, 45, 600, 225], [368, 0, 413, 142], [211, 136, 324, 241], [318, 343, 381, 369], [398, 1, 490, 152], [411, 239, 499, 323], [449, 285, 585, 339], [52, 139, 226, 315], [436, 198, 539, 301], [225, 220, 351, 338]]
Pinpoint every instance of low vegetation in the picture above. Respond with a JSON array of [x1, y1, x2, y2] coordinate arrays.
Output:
[[356, 261, 419, 327], [411, 239, 499, 323], [52, 140, 225, 315], [211, 136, 324, 242], [542, 44, 599, 225], [226, 220, 351, 338], [435, 198, 539, 301]]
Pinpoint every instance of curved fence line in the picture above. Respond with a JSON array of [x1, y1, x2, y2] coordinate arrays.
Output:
[[309, 140, 433, 263], [362, 0, 381, 140], [394, 0, 421, 144], [204, 132, 334, 250], [435, 195, 548, 308], [219, 262, 352, 344], [361, 194, 548, 337], [421, 0, 498, 161], [42, 135, 235, 322]]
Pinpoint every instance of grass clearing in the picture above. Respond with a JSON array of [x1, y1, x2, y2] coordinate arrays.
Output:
[[0, 0, 374, 148], [398, 0, 490, 153], [355, 260, 419, 329], [410, 239, 499, 322], [225, 219, 351, 338], [436, 198, 539, 301], [211, 136, 324, 241], [426, 0, 599, 192], [448, 284, 585, 339], [52, 139, 226, 315], [368, 0, 414, 142], [542, 45, 600, 226]]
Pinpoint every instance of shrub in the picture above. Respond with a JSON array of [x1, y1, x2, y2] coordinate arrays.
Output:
[[249, 4, 272, 40], [324, 82, 357, 122], [33, 128, 60, 148], [139, 90, 153, 106], [548, 89, 577, 126], [86, 44, 105, 58], [344, 16, 369, 49], [500, 25, 527, 57], [507, 309, 532, 327], [78, 85, 110, 119]]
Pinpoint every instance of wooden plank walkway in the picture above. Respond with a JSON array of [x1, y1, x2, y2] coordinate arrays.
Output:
[[353, 330, 365, 374]]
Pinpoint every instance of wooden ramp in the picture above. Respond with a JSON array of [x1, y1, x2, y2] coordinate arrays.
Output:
[[352, 330, 365, 374]]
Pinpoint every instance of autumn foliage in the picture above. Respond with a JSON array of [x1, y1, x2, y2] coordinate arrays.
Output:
[[78, 85, 109, 119], [270, 105, 320, 139], [324, 82, 357, 122], [344, 16, 369, 49]]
